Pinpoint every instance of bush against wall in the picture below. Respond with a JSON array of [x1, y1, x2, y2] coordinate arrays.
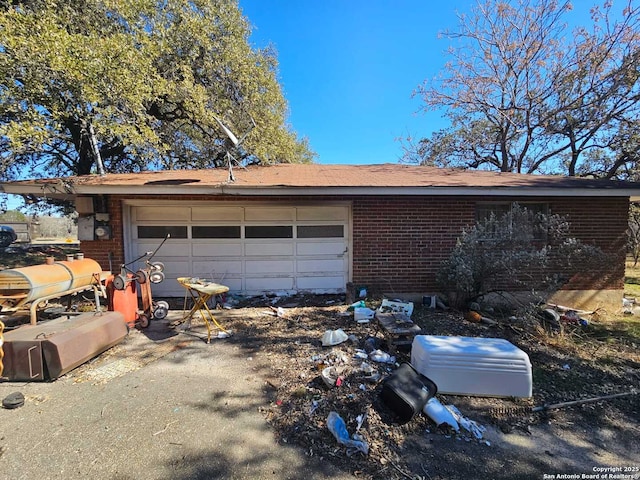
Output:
[[437, 204, 609, 309]]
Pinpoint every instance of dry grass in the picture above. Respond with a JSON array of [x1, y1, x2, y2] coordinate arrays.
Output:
[[625, 258, 640, 298]]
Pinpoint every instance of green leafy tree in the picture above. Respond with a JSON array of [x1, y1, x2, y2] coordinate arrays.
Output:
[[0, 0, 314, 181], [404, 0, 640, 179]]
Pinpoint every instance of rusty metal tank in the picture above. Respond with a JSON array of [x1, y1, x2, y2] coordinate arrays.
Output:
[[1, 311, 127, 381], [0, 258, 102, 311]]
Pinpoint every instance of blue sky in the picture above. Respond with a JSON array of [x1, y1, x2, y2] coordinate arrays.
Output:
[[238, 0, 599, 165], [239, 0, 471, 165]]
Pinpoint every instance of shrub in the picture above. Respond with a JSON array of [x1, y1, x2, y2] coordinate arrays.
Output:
[[437, 204, 609, 309]]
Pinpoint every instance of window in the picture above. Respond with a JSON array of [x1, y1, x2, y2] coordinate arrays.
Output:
[[297, 225, 344, 238], [245, 225, 293, 239], [192, 226, 241, 239], [138, 226, 187, 239]]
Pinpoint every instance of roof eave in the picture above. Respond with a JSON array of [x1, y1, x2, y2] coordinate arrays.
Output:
[[3, 183, 640, 198]]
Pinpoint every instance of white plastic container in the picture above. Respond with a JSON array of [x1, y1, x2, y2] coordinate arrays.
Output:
[[411, 335, 532, 398], [354, 307, 375, 323]]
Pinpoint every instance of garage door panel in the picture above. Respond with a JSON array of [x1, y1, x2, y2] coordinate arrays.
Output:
[[296, 206, 348, 221], [221, 278, 243, 291], [154, 284, 185, 297], [297, 242, 346, 255], [246, 260, 294, 274], [192, 243, 242, 257], [191, 206, 243, 221], [246, 276, 294, 291], [133, 241, 190, 258], [297, 259, 345, 273], [150, 260, 189, 277], [244, 207, 294, 221], [245, 243, 294, 256], [134, 206, 189, 221], [192, 261, 242, 277], [297, 276, 345, 290]]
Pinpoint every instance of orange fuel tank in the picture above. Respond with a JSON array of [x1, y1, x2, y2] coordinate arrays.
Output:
[[0, 258, 102, 312]]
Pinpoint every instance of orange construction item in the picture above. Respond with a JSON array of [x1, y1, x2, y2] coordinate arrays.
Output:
[[106, 274, 138, 328]]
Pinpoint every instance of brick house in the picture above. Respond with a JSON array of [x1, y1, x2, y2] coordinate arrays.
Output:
[[2, 163, 639, 311]]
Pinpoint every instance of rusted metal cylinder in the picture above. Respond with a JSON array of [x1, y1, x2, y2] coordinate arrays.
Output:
[[54, 259, 102, 290], [0, 259, 102, 311]]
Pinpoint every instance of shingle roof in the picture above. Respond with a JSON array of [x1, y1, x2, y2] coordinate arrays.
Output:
[[2, 163, 640, 198]]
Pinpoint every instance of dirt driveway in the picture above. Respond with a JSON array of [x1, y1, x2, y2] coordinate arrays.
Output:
[[1, 305, 639, 480]]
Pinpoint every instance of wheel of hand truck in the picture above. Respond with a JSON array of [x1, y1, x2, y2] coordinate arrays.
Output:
[[138, 313, 150, 328], [149, 270, 165, 284], [149, 261, 165, 272], [113, 274, 127, 291], [156, 300, 169, 310], [135, 270, 148, 284], [153, 305, 168, 320]]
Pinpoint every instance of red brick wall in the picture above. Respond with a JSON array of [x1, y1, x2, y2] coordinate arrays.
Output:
[[351, 196, 475, 292], [351, 195, 628, 293], [78, 194, 629, 293]]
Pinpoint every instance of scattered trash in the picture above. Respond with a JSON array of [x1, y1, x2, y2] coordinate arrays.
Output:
[[423, 397, 459, 431], [363, 337, 381, 353], [347, 300, 366, 311], [326, 411, 369, 455], [309, 400, 320, 416], [321, 366, 345, 388], [364, 373, 381, 383], [356, 413, 366, 432], [377, 299, 414, 316], [435, 298, 449, 310], [559, 310, 588, 326], [360, 362, 374, 374], [464, 310, 482, 323], [369, 349, 396, 364], [422, 295, 437, 308], [444, 404, 487, 440], [562, 364, 571, 370], [354, 307, 375, 323], [356, 286, 368, 298], [380, 363, 437, 423], [540, 308, 563, 333], [2, 392, 25, 409], [353, 350, 368, 360], [321, 329, 348, 346], [480, 316, 498, 326], [267, 306, 287, 317]]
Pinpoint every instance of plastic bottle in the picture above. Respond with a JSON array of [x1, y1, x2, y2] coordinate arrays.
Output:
[[347, 300, 366, 311]]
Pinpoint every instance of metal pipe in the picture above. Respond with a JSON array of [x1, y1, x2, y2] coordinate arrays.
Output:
[[29, 283, 105, 325]]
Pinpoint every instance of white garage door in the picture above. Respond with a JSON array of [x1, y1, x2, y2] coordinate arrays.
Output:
[[127, 204, 350, 297]]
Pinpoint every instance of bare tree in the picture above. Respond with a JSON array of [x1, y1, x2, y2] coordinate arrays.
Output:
[[406, 0, 640, 179]]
